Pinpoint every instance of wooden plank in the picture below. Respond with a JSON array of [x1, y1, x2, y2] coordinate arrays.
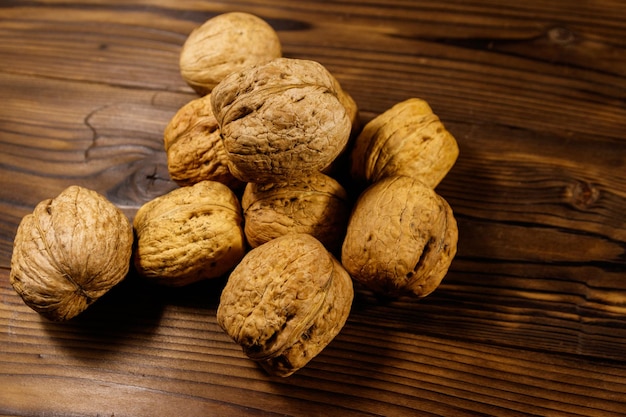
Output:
[[0, 0, 625, 415], [1, 273, 625, 416]]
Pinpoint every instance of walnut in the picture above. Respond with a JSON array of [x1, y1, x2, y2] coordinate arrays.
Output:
[[341, 175, 458, 298], [163, 94, 244, 190], [179, 12, 282, 95], [241, 172, 351, 254], [133, 181, 245, 286], [217, 233, 353, 377], [211, 57, 353, 183], [9, 186, 133, 321], [350, 98, 459, 189]]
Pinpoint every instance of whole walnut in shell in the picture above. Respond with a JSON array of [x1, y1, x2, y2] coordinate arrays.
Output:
[[217, 233, 353, 377], [179, 12, 282, 95], [341, 176, 458, 298], [10, 186, 133, 321], [241, 172, 351, 253], [164, 94, 243, 190], [133, 181, 245, 286], [350, 98, 459, 189], [211, 57, 353, 183]]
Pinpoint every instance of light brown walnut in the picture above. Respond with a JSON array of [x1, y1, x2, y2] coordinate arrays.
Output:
[[350, 98, 459, 189], [217, 233, 354, 377], [133, 181, 245, 286], [211, 57, 353, 183], [164, 94, 244, 190], [341, 175, 458, 298], [10, 186, 133, 321], [179, 12, 282, 95], [241, 172, 351, 254]]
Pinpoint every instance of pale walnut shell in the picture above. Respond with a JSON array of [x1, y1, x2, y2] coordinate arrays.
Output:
[[179, 12, 282, 95], [241, 172, 351, 254], [341, 176, 458, 298], [217, 233, 354, 377], [133, 181, 245, 286], [211, 57, 352, 183], [9, 186, 133, 321], [164, 94, 244, 190], [350, 98, 459, 189]]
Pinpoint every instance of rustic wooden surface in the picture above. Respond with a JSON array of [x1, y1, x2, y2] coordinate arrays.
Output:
[[1, 0, 625, 415]]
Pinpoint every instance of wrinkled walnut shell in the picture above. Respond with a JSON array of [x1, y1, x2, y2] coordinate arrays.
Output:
[[217, 233, 354, 377], [341, 175, 458, 298], [164, 94, 244, 190], [211, 58, 352, 183], [10, 186, 133, 321], [179, 12, 282, 95], [241, 172, 351, 254], [133, 181, 246, 286], [350, 98, 459, 188]]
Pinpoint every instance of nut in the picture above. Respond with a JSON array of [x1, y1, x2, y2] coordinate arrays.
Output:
[[341, 175, 458, 298], [133, 181, 245, 286], [241, 172, 351, 254], [10, 186, 133, 321], [217, 233, 353, 377], [211, 57, 353, 183], [179, 12, 282, 95], [164, 94, 244, 190], [350, 98, 459, 188]]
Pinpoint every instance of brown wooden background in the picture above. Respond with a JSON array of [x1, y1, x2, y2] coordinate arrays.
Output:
[[1, 1, 625, 415]]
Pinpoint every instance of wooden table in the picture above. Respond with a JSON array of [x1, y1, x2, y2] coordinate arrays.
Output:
[[1, 1, 625, 415]]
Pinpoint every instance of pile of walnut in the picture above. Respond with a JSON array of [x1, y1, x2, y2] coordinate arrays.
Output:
[[9, 12, 458, 377]]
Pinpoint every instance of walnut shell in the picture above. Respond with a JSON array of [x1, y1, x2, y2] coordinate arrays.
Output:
[[133, 181, 245, 286], [217, 233, 354, 377], [350, 98, 459, 188], [179, 12, 282, 95], [9, 186, 133, 321], [341, 176, 458, 298], [211, 57, 352, 183], [241, 172, 351, 254], [164, 94, 244, 190]]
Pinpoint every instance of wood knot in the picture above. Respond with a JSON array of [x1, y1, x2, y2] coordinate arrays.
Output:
[[107, 157, 177, 212], [547, 26, 576, 45], [566, 180, 599, 210]]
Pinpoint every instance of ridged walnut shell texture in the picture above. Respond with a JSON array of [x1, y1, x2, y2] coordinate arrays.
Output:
[[341, 176, 458, 298], [217, 234, 354, 377], [211, 57, 352, 183], [179, 12, 282, 95], [133, 181, 245, 286], [350, 98, 459, 189], [163, 94, 244, 190], [10, 186, 133, 321], [241, 172, 351, 254]]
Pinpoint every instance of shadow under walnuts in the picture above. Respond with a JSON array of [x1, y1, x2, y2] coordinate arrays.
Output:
[[40, 268, 229, 358]]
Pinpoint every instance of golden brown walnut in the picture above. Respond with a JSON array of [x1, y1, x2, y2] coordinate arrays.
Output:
[[350, 98, 459, 189], [211, 57, 353, 183], [179, 12, 282, 95], [241, 172, 351, 254], [341, 176, 458, 298], [133, 181, 245, 286], [163, 94, 244, 190], [10, 186, 133, 321], [217, 233, 353, 377]]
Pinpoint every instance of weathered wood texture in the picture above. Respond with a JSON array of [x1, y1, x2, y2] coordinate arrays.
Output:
[[1, 0, 625, 415]]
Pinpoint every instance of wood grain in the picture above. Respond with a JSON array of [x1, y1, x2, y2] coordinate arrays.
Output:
[[1, 0, 625, 415]]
